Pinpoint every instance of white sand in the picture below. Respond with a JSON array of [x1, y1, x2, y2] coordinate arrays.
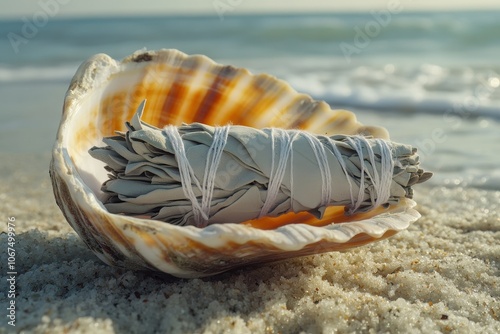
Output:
[[1, 153, 499, 333]]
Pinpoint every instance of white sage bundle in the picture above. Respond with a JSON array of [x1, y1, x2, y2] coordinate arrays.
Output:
[[90, 102, 431, 228]]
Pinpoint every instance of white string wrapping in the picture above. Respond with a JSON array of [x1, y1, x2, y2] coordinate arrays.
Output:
[[325, 137, 357, 214], [372, 138, 394, 209], [164, 125, 230, 227], [303, 133, 332, 207], [345, 136, 367, 214], [163, 125, 206, 224], [259, 128, 300, 218], [260, 132, 393, 218], [200, 125, 230, 227]]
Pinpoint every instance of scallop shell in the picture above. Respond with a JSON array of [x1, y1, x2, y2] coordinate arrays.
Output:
[[50, 49, 421, 278]]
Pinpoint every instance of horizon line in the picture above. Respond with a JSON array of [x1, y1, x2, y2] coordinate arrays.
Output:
[[1, 7, 500, 21]]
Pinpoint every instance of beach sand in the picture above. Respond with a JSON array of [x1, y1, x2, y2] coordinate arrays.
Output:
[[1, 152, 499, 333]]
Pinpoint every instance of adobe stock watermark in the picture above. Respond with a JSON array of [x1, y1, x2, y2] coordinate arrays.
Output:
[[7, 0, 70, 54], [212, 0, 244, 21], [339, 0, 404, 64], [6, 217, 17, 327]]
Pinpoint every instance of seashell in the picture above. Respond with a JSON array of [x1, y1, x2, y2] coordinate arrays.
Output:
[[50, 49, 428, 278]]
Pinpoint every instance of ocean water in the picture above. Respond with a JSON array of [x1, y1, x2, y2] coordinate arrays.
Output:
[[0, 11, 499, 189]]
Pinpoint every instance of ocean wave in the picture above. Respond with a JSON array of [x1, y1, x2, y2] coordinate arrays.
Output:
[[304, 85, 500, 121], [0, 64, 78, 83], [280, 63, 500, 121]]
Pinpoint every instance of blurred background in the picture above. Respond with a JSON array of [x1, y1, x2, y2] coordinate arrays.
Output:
[[1, 0, 499, 188]]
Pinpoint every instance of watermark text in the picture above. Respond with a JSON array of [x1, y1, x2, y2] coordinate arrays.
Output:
[[6, 217, 17, 327], [7, 0, 71, 54]]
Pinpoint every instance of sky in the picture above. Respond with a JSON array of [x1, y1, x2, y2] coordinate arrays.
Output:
[[1, 0, 500, 19]]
